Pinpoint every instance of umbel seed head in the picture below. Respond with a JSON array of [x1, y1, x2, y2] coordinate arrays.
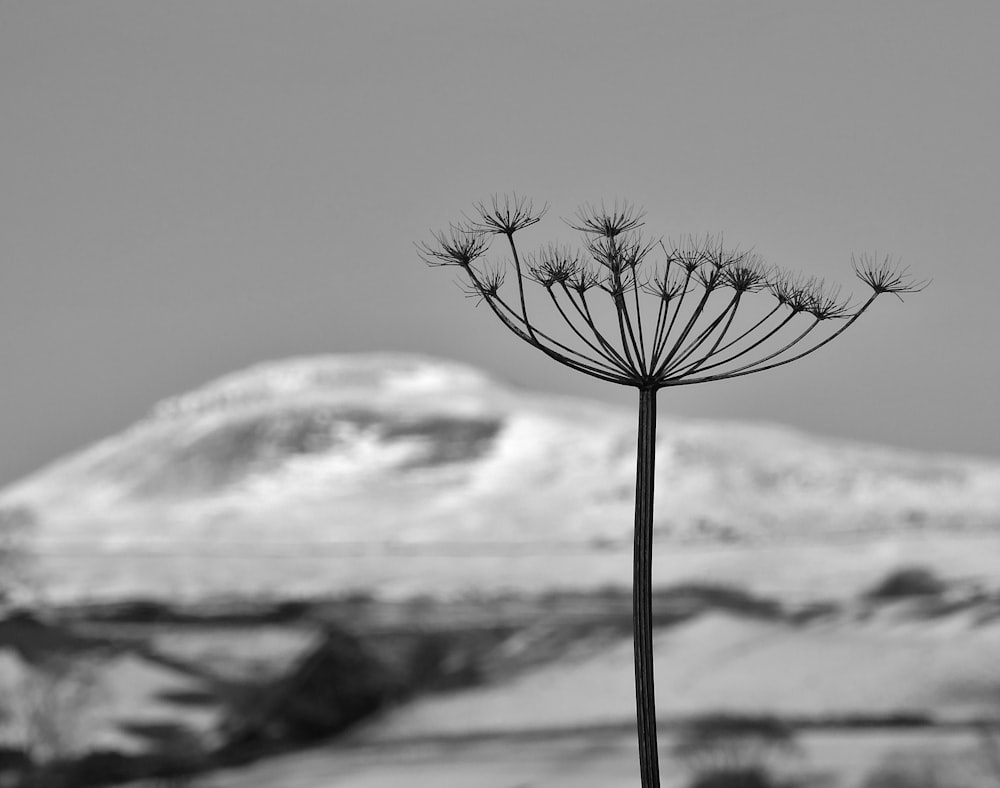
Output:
[[853, 253, 929, 300], [419, 196, 924, 390]]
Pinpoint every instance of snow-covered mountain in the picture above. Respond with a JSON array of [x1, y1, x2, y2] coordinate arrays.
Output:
[[2, 353, 998, 601]]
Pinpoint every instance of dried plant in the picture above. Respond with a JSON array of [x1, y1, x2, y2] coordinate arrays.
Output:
[[418, 195, 925, 788]]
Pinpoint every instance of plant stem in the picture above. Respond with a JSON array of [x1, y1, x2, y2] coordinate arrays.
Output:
[[633, 386, 660, 788]]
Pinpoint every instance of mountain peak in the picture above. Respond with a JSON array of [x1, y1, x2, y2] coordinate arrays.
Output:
[[150, 354, 503, 422]]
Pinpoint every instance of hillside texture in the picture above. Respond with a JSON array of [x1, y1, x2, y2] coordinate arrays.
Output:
[[1, 354, 998, 602]]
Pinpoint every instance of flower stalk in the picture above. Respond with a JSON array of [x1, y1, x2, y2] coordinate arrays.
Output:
[[634, 385, 659, 788], [418, 196, 925, 788]]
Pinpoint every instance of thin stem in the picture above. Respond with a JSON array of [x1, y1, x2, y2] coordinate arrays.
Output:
[[489, 297, 633, 384], [582, 289, 639, 375], [649, 295, 678, 371], [616, 289, 646, 376], [480, 278, 629, 379], [654, 282, 717, 376], [633, 386, 660, 788], [696, 317, 822, 379], [545, 286, 633, 375], [484, 294, 633, 385], [650, 267, 693, 371], [697, 302, 783, 363], [668, 293, 746, 379], [602, 236, 644, 375], [671, 308, 800, 378], [603, 269, 641, 376], [660, 292, 741, 377], [561, 283, 634, 371], [506, 233, 535, 341], [629, 268, 649, 374], [463, 265, 632, 385], [649, 295, 669, 370], [674, 294, 880, 384]]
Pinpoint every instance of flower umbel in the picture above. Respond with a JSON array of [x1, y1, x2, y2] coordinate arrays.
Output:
[[527, 244, 583, 288], [461, 260, 507, 303], [419, 195, 923, 788], [421, 197, 922, 387], [468, 193, 547, 236], [416, 226, 489, 268], [853, 253, 930, 300], [567, 200, 646, 237]]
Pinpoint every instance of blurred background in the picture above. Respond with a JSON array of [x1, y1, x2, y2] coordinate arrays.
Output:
[[1, 2, 999, 786]]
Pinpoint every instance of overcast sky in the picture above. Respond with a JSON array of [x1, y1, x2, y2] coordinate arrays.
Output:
[[1, 1, 998, 487]]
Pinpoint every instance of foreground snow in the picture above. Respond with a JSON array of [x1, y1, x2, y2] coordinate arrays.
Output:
[[166, 729, 991, 788]]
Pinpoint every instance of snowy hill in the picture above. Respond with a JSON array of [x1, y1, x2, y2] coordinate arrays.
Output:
[[1, 354, 998, 602]]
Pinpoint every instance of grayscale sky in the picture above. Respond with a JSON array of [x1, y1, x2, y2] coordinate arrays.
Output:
[[1, 1, 998, 487]]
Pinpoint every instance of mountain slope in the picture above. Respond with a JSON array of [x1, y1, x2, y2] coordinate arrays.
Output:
[[1, 353, 998, 602]]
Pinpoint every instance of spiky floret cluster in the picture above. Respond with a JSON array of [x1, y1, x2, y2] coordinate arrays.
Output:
[[418, 195, 926, 389]]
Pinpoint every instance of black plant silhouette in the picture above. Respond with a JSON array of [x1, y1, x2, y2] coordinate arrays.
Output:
[[418, 195, 925, 788]]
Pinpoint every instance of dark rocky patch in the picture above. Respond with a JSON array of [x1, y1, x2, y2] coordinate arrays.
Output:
[[864, 566, 948, 601], [125, 407, 503, 496]]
